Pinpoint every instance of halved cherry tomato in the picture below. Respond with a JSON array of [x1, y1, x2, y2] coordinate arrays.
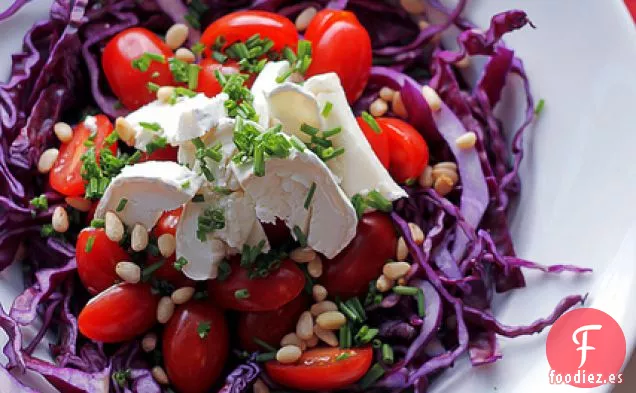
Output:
[[145, 208, 194, 287], [49, 115, 117, 197], [238, 294, 309, 351], [261, 218, 292, 249], [356, 117, 390, 169], [266, 347, 373, 391], [76, 228, 131, 295], [378, 118, 430, 184], [196, 58, 255, 98], [78, 283, 158, 343], [200, 11, 297, 55], [163, 301, 229, 393], [102, 27, 174, 110], [305, 10, 372, 103], [139, 146, 178, 162], [207, 258, 305, 311], [320, 212, 397, 298]]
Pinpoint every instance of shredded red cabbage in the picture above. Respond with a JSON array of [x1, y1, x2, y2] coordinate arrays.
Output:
[[0, 0, 590, 392]]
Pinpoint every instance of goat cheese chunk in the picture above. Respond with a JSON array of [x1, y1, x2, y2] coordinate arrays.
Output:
[[250, 61, 291, 129]]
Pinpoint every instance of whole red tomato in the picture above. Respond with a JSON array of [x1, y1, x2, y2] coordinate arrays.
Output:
[[76, 227, 130, 295], [163, 301, 229, 393], [139, 146, 178, 162], [378, 117, 430, 184], [320, 212, 397, 298], [102, 27, 174, 110], [196, 59, 255, 98], [305, 10, 372, 103], [356, 116, 390, 169]]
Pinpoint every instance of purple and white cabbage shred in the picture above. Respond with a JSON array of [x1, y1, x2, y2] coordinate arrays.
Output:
[[0, 0, 589, 392]]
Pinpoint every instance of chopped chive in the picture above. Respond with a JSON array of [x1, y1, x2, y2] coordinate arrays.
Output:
[[181, 180, 191, 189], [146, 52, 165, 63], [234, 288, 250, 299], [90, 218, 105, 228], [372, 338, 382, 349], [275, 69, 293, 83], [336, 352, 351, 361], [188, 64, 201, 90], [174, 257, 188, 271], [322, 147, 345, 162], [142, 260, 165, 282], [213, 186, 232, 195], [85, 235, 95, 252], [283, 47, 297, 64], [321, 101, 333, 118], [197, 321, 211, 339], [146, 82, 160, 92], [355, 325, 378, 344], [192, 194, 205, 202], [416, 288, 426, 317], [311, 135, 332, 148], [358, 363, 385, 389], [116, 198, 128, 212], [339, 324, 352, 349], [381, 344, 394, 365], [191, 42, 206, 56], [300, 123, 319, 136], [253, 145, 265, 177], [534, 98, 545, 115], [29, 194, 48, 210], [174, 86, 197, 98], [304, 182, 317, 210], [289, 135, 306, 152], [339, 302, 359, 322], [365, 190, 392, 212], [293, 225, 307, 247], [393, 286, 419, 296], [347, 298, 366, 321], [405, 177, 416, 186], [217, 260, 232, 281], [212, 50, 228, 63], [184, 12, 201, 29], [361, 111, 382, 134], [255, 352, 276, 362], [322, 127, 342, 138], [253, 337, 276, 352]]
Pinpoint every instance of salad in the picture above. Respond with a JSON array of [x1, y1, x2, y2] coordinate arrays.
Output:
[[0, 1, 590, 392]]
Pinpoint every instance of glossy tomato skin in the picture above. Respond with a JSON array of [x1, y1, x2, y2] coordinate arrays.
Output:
[[196, 59, 255, 98], [50, 115, 116, 197], [305, 10, 372, 103], [320, 212, 397, 298], [356, 117, 390, 169], [208, 258, 305, 311], [139, 146, 178, 162], [238, 294, 309, 351], [378, 118, 430, 184], [76, 228, 131, 295], [163, 301, 229, 393], [266, 347, 373, 391], [102, 27, 174, 110], [200, 11, 297, 54], [78, 283, 158, 343]]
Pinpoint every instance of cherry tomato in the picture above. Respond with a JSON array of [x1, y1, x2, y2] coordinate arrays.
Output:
[[378, 118, 430, 184], [76, 228, 131, 295], [139, 146, 178, 162], [196, 58, 255, 98], [163, 301, 229, 393], [305, 10, 372, 103], [78, 283, 158, 343], [238, 294, 309, 351], [266, 347, 373, 391], [320, 212, 397, 298], [261, 218, 292, 249], [356, 117, 390, 169], [200, 11, 297, 55], [207, 258, 305, 311], [49, 115, 117, 197], [102, 27, 174, 110]]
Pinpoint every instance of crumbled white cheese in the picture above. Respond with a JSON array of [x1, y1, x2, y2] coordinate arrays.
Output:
[[84, 115, 98, 133]]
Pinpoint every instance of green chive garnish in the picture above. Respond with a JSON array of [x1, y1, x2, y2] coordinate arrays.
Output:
[[336, 352, 352, 361], [188, 64, 201, 90], [381, 344, 394, 365], [181, 180, 191, 189], [90, 218, 105, 228], [340, 324, 352, 349], [142, 260, 164, 282], [417, 288, 426, 317], [116, 198, 128, 212], [534, 98, 545, 115], [146, 82, 160, 92], [393, 286, 419, 296], [197, 321, 211, 339], [293, 225, 307, 247], [304, 182, 317, 210], [362, 111, 382, 134], [139, 122, 162, 131], [253, 337, 276, 352], [234, 288, 250, 299], [321, 101, 333, 118], [85, 235, 95, 252], [358, 363, 385, 389], [174, 257, 188, 271]]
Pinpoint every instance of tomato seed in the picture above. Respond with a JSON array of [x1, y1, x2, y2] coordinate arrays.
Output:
[[391, 91, 408, 119], [418, 166, 434, 189], [280, 332, 306, 351], [434, 174, 454, 196], [421, 85, 442, 112], [379, 87, 395, 102], [408, 223, 425, 246], [175, 48, 195, 63], [290, 247, 316, 263], [369, 98, 388, 117], [455, 132, 477, 150], [307, 257, 323, 278], [114, 117, 135, 146]]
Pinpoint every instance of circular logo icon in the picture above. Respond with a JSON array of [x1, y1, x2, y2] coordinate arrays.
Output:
[[546, 308, 626, 388]]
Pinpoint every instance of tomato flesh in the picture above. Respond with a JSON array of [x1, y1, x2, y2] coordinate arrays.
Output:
[[102, 27, 174, 110], [76, 227, 131, 295], [163, 301, 229, 393], [379, 118, 430, 184], [356, 117, 390, 169], [139, 146, 178, 162], [78, 283, 158, 343], [320, 212, 397, 298], [266, 347, 373, 391], [207, 258, 305, 311], [49, 115, 116, 197], [238, 294, 309, 351], [305, 10, 372, 103]]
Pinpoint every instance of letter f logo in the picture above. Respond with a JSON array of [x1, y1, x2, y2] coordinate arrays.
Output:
[[572, 324, 603, 368]]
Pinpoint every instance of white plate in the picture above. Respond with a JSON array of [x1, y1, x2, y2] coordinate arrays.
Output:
[[1, 0, 635, 392]]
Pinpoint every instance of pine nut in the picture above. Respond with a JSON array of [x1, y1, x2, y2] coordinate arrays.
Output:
[[392, 91, 408, 119], [432, 167, 459, 184], [115, 261, 141, 284], [165, 23, 189, 50], [305, 335, 319, 348], [38, 148, 59, 174], [421, 85, 442, 112], [115, 117, 135, 146], [157, 296, 175, 324], [276, 345, 302, 364], [369, 98, 388, 117], [383, 261, 411, 280], [296, 311, 314, 340], [310, 301, 338, 317], [157, 86, 175, 103], [313, 325, 339, 347], [51, 206, 69, 233], [105, 212, 124, 242], [253, 379, 270, 393], [434, 174, 454, 196], [295, 7, 317, 31], [307, 257, 323, 278], [280, 332, 306, 350], [376, 274, 394, 293], [312, 284, 328, 302], [455, 132, 477, 150], [418, 166, 434, 188], [158, 233, 176, 257], [316, 311, 346, 330], [171, 286, 195, 305], [418, 19, 430, 30], [131, 224, 149, 252], [456, 55, 471, 69], [54, 122, 73, 143], [65, 196, 92, 212], [151, 366, 169, 385], [142, 332, 157, 352], [175, 48, 195, 63], [290, 247, 316, 263], [396, 237, 409, 261], [434, 161, 457, 171], [379, 87, 395, 102], [408, 222, 425, 245], [400, 0, 426, 14]]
